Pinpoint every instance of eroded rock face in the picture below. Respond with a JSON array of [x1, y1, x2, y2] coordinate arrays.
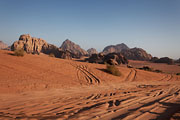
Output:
[[87, 48, 98, 56], [86, 53, 128, 65], [11, 34, 74, 59], [85, 53, 104, 64], [154, 57, 174, 65], [103, 43, 129, 54], [60, 39, 88, 58], [0, 41, 8, 50], [11, 34, 47, 54], [121, 48, 152, 61], [103, 53, 128, 65]]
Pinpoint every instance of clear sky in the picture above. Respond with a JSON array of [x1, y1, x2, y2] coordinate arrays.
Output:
[[0, 0, 180, 59]]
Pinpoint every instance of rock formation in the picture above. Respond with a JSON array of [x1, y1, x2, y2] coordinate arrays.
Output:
[[121, 47, 152, 61], [154, 57, 174, 65], [150, 57, 159, 62], [85, 53, 104, 64], [87, 48, 98, 56], [86, 53, 128, 65], [11, 34, 47, 54], [103, 53, 128, 65], [11, 34, 74, 59], [102, 43, 129, 54], [60, 39, 88, 58], [0, 41, 8, 50]]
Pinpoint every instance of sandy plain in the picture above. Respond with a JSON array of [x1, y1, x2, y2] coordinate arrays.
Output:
[[0, 50, 180, 120]]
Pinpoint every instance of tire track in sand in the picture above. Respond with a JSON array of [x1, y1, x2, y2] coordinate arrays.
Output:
[[69, 63, 100, 85]]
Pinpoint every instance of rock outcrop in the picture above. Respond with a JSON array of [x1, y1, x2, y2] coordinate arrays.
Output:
[[102, 43, 129, 54], [121, 48, 152, 61], [11, 34, 47, 54], [86, 53, 128, 65], [11, 34, 74, 59], [85, 53, 104, 64], [150, 57, 159, 62], [0, 41, 8, 50], [154, 57, 174, 65], [60, 39, 88, 58], [103, 53, 128, 65], [87, 48, 98, 56]]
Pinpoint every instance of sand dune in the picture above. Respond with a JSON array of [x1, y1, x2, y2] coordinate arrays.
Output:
[[0, 50, 180, 120]]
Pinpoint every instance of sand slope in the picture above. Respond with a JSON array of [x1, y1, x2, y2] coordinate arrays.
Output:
[[0, 50, 180, 120]]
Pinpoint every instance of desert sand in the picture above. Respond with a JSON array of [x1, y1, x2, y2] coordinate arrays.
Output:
[[0, 50, 180, 120]]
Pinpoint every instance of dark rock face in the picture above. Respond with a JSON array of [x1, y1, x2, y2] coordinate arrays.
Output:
[[154, 57, 174, 65], [87, 48, 98, 56], [150, 57, 159, 62], [41, 44, 73, 59], [11, 34, 74, 59], [85, 53, 104, 64], [121, 48, 152, 61], [0, 41, 8, 50], [103, 53, 128, 65], [86, 53, 128, 65], [103, 43, 129, 54], [60, 39, 88, 58]]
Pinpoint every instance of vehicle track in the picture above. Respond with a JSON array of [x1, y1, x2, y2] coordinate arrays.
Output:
[[69, 63, 100, 85]]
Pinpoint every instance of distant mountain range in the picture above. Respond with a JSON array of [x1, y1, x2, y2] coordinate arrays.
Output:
[[9, 34, 155, 61], [102, 43, 152, 61]]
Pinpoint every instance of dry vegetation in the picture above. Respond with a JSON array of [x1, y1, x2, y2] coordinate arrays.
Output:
[[49, 53, 55, 57], [14, 49, 25, 57], [106, 64, 121, 76]]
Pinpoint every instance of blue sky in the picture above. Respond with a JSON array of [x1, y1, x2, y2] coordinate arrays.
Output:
[[0, 0, 180, 59]]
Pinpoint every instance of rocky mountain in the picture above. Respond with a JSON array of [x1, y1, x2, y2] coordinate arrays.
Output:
[[121, 48, 152, 61], [102, 43, 129, 54], [0, 41, 8, 49], [60, 39, 88, 57], [11, 34, 74, 59], [87, 48, 98, 55]]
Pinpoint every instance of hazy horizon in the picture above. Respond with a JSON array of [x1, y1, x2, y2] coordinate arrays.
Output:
[[0, 0, 180, 59]]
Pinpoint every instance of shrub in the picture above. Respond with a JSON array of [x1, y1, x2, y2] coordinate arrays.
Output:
[[176, 73, 180, 75], [14, 49, 25, 57], [154, 69, 163, 73], [49, 53, 55, 57], [106, 64, 121, 76], [138, 66, 153, 71]]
